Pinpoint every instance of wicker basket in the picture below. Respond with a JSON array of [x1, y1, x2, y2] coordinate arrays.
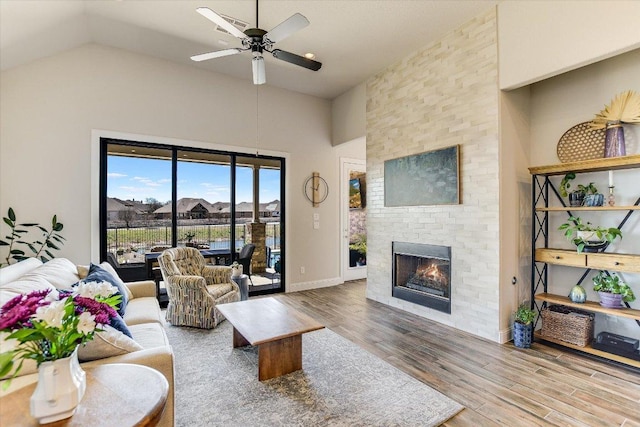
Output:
[[540, 305, 595, 347]]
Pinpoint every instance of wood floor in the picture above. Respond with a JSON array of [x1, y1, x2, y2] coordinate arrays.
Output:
[[273, 280, 640, 427]]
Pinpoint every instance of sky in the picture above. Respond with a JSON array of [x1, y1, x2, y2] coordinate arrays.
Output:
[[107, 155, 280, 204]]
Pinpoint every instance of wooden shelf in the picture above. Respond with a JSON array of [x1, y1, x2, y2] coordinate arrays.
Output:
[[535, 248, 640, 273], [534, 331, 640, 369], [534, 292, 640, 321], [530, 155, 640, 369], [529, 154, 640, 176], [536, 206, 640, 212]]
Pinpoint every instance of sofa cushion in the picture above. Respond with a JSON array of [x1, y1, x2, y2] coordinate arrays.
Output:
[[110, 313, 133, 338], [0, 258, 43, 286], [123, 297, 164, 326], [85, 264, 129, 316], [0, 278, 56, 307], [129, 323, 170, 349], [17, 258, 78, 290], [77, 325, 143, 362]]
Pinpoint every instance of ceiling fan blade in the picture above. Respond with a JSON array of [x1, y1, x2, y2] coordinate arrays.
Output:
[[196, 7, 247, 40], [264, 13, 309, 43], [271, 49, 322, 71], [191, 48, 242, 62]]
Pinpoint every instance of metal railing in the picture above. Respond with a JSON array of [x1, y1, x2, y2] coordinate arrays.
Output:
[[107, 222, 280, 263]]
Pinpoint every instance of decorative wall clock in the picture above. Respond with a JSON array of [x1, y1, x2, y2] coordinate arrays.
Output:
[[304, 172, 328, 207]]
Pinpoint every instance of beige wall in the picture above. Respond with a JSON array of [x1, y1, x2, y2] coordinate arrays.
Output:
[[529, 48, 640, 339], [0, 43, 365, 290], [331, 83, 366, 146], [498, 1, 640, 90], [498, 87, 531, 342], [366, 9, 501, 341]]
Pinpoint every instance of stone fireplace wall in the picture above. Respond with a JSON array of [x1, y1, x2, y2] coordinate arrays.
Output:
[[365, 9, 500, 341]]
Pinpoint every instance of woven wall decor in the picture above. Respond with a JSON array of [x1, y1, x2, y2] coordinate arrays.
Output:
[[556, 122, 606, 163]]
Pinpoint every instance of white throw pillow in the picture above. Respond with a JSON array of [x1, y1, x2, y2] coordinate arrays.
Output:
[[19, 258, 78, 290], [77, 325, 143, 362]]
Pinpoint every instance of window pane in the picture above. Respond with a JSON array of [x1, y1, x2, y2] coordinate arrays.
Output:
[[106, 144, 172, 264], [177, 150, 232, 264]]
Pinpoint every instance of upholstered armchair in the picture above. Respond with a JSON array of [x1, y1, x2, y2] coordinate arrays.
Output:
[[158, 247, 240, 329]]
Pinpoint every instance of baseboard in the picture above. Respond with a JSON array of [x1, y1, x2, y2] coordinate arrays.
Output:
[[499, 326, 513, 344], [288, 277, 343, 293]]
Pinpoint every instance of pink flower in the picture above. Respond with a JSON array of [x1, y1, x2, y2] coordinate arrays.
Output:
[[0, 290, 52, 330], [74, 296, 117, 325]]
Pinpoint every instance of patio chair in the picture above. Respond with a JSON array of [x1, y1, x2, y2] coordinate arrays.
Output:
[[237, 244, 255, 285], [158, 247, 239, 329]]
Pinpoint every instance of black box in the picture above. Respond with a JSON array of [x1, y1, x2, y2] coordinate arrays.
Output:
[[592, 332, 640, 361]]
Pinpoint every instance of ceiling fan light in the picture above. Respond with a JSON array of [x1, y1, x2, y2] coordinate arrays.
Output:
[[252, 56, 266, 85]]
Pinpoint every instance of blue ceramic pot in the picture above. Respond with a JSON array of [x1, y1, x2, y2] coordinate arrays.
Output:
[[513, 321, 532, 349]]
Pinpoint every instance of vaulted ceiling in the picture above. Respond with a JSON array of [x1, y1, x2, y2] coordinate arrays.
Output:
[[0, 1, 498, 99]]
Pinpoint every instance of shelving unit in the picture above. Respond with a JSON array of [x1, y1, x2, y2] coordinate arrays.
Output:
[[529, 154, 640, 368]]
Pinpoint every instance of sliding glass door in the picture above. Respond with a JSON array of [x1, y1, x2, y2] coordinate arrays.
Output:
[[100, 138, 285, 296]]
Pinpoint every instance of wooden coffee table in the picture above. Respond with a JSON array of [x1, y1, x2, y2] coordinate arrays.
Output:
[[217, 297, 324, 381]]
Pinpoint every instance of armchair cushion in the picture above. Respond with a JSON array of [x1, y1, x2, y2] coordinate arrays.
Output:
[[206, 283, 235, 300]]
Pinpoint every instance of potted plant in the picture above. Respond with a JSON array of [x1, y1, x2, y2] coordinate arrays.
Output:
[[592, 271, 636, 308], [349, 234, 367, 266], [580, 183, 604, 207], [513, 304, 536, 349], [558, 216, 622, 253], [559, 174, 602, 207]]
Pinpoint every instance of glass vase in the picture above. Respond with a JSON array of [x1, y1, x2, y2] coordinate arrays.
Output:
[[604, 123, 626, 158]]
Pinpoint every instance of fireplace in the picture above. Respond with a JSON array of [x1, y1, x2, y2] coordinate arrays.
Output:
[[392, 242, 451, 313]]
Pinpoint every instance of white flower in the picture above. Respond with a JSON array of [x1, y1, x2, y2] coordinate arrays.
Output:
[[76, 311, 96, 335], [43, 289, 60, 302], [33, 300, 66, 328], [74, 281, 117, 299]]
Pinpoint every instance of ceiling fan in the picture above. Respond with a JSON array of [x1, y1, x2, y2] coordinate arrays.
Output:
[[191, 0, 322, 85]]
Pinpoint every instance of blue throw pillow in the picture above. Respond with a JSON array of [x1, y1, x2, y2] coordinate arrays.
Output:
[[85, 263, 129, 316], [109, 313, 133, 338]]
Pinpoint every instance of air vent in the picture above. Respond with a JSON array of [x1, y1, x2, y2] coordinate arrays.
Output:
[[215, 14, 249, 35]]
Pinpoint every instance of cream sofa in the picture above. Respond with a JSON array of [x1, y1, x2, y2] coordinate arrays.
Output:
[[0, 258, 174, 427]]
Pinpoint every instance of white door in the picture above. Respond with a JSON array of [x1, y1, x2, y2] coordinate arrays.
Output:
[[341, 158, 367, 281]]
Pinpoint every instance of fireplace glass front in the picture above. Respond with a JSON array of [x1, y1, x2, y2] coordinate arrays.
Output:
[[392, 242, 451, 313]]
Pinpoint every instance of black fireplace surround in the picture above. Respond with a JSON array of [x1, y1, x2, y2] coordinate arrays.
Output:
[[392, 241, 451, 314]]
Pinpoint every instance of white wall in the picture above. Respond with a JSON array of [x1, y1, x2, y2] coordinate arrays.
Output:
[[331, 83, 366, 146], [499, 1, 640, 90], [0, 43, 357, 290], [530, 48, 640, 339]]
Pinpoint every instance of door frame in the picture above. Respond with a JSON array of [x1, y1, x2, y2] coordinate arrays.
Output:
[[340, 157, 367, 281]]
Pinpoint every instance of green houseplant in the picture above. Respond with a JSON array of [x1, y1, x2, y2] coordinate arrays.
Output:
[[558, 216, 622, 253], [559, 173, 602, 206], [0, 208, 65, 267], [592, 271, 636, 308], [513, 304, 536, 349], [349, 233, 367, 266]]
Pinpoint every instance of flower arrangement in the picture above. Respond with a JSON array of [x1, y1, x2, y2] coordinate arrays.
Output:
[[590, 90, 640, 129], [0, 281, 121, 382]]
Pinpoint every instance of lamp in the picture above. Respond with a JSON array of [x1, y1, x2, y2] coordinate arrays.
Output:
[[252, 55, 266, 85]]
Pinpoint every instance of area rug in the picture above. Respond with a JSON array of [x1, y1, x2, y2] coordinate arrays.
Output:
[[164, 320, 463, 426]]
